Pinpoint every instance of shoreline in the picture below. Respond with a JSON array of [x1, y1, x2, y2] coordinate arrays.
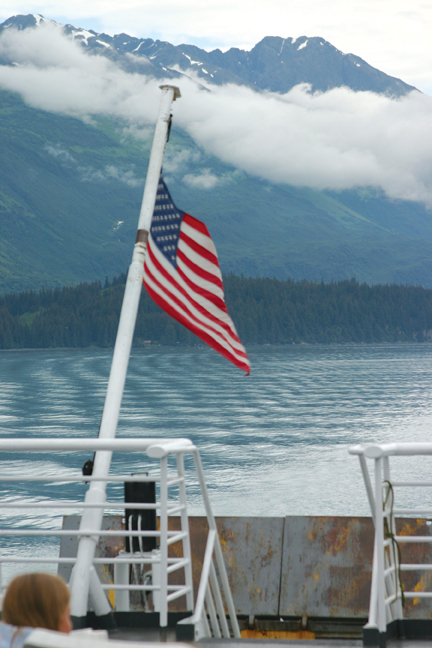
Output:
[[1, 339, 432, 352]]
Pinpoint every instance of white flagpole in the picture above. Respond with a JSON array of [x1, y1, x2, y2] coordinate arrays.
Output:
[[70, 84, 181, 623]]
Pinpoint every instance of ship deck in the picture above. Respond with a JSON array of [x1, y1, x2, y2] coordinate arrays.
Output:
[[106, 627, 429, 648]]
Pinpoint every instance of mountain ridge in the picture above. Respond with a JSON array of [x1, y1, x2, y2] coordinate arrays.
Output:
[[0, 14, 430, 293], [0, 14, 418, 96]]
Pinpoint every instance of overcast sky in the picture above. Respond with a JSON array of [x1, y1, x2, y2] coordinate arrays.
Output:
[[0, 0, 431, 94]]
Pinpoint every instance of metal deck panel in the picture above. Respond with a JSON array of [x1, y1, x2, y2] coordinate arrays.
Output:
[[279, 516, 374, 618]]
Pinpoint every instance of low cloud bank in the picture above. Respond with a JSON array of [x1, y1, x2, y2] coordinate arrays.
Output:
[[1, 23, 432, 206]]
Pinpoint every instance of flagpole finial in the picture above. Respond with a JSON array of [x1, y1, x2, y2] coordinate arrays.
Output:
[[159, 85, 181, 101]]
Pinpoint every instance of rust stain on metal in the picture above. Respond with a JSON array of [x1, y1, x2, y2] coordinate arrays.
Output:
[[395, 518, 432, 618], [61, 514, 432, 620], [241, 629, 315, 640], [398, 519, 425, 536], [167, 516, 285, 615], [280, 516, 374, 618], [412, 577, 427, 606], [326, 525, 350, 556], [135, 229, 148, 244]]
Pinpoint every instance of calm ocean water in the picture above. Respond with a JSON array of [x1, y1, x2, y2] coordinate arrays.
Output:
[[1, 343, 432, 576]]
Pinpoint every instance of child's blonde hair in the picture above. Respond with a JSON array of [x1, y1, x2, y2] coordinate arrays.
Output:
[[2, 573, 70, 631]]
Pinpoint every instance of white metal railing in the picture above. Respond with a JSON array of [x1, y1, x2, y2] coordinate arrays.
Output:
[[24, 627, 192, 648], [349, 442, 432, 636], [0, 437, 239, 639]]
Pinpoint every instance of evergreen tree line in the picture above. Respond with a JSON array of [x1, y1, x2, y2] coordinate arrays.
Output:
[[0, 274, 432, 349]]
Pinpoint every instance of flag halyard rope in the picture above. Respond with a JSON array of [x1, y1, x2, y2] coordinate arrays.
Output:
[[383, 479, 405, 607]]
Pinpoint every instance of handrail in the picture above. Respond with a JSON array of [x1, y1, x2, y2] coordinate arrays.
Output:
[[192, 529, 217, 621], [192, 448, 240, 637], [0, 476, 158, 482], [25, 627, 191, 648], [176, 449, 241, 639], [349, 442, 432, 458], [0, 438, 193, 453], [0, 436, 239, 639], [351, 442, 432, 643]]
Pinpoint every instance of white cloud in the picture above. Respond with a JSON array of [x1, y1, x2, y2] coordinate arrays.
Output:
[[45, 140, 142, 187], [163, 148, 202, 173], [1, 24, 432, 206], [176, 82, 432, 205], [183, 169, 219, 189], [79, 165, 142, 187], [120, 124, 153, 143], [45, 143, 76, 163], [0, 23, 162, 122], [105, 165, 142, 187]]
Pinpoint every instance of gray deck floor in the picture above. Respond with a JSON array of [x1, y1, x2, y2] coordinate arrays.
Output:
[[107, 629, 432, 647], [198, 641, 429, 648]]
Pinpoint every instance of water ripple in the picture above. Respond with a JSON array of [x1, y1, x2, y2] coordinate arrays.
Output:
[[1, 345, 432, 520]]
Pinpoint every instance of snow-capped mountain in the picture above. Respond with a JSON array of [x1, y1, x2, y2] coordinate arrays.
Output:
[[0, 13, 429, 293], [0, 14, 417, 96]]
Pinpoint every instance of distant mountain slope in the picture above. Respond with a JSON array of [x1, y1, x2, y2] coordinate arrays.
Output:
[[1, 86, 432, 293], [0, 15, 430, 293], [0, 88, 147, 292], [0, 14, 417, 96]]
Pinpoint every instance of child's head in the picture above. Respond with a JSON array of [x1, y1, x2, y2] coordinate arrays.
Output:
[[2, 573, 71, 633]]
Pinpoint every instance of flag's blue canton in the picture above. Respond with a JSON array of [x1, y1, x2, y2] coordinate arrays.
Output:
[[150, 178, 184, 268]]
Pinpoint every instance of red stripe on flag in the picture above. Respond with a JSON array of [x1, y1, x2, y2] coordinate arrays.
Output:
[[183, 213, 211, 237], [179, 231, 219, 267], [145, 244, 242, 346], [176, 264, 227, 313], [145, 281, 251, 374], [144, 266, 248, 366], [176, 247, 224, 292], [146, 245, 241, 347]]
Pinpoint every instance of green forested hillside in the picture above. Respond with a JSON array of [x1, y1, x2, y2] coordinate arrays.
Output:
[[0, 89, 147, 292], [1, 275, 432, 349], [2, 87, 432, 292]]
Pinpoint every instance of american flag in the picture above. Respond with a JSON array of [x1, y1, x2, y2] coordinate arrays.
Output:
[[143, 176, 250, 374]]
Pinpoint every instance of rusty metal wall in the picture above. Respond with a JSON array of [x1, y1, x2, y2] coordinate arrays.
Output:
[[59, 513, 125, 606], [396, 517, 432, 619], [208, 517, 284, 616], [59, 515, 432, 619], [279, 516, 373, 618]]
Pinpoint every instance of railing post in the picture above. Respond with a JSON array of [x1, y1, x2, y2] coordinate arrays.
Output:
[[383, 456, 403, 620], [210, 562, 230, 637], [176, 452, 194, 611], [114, 551, 130, 612], [192, 449, 240, 638], [359, 454, 376, 521], [159, 455, 168, 628], [367, 537, 378, 628], [374, 456, 386, 634]]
